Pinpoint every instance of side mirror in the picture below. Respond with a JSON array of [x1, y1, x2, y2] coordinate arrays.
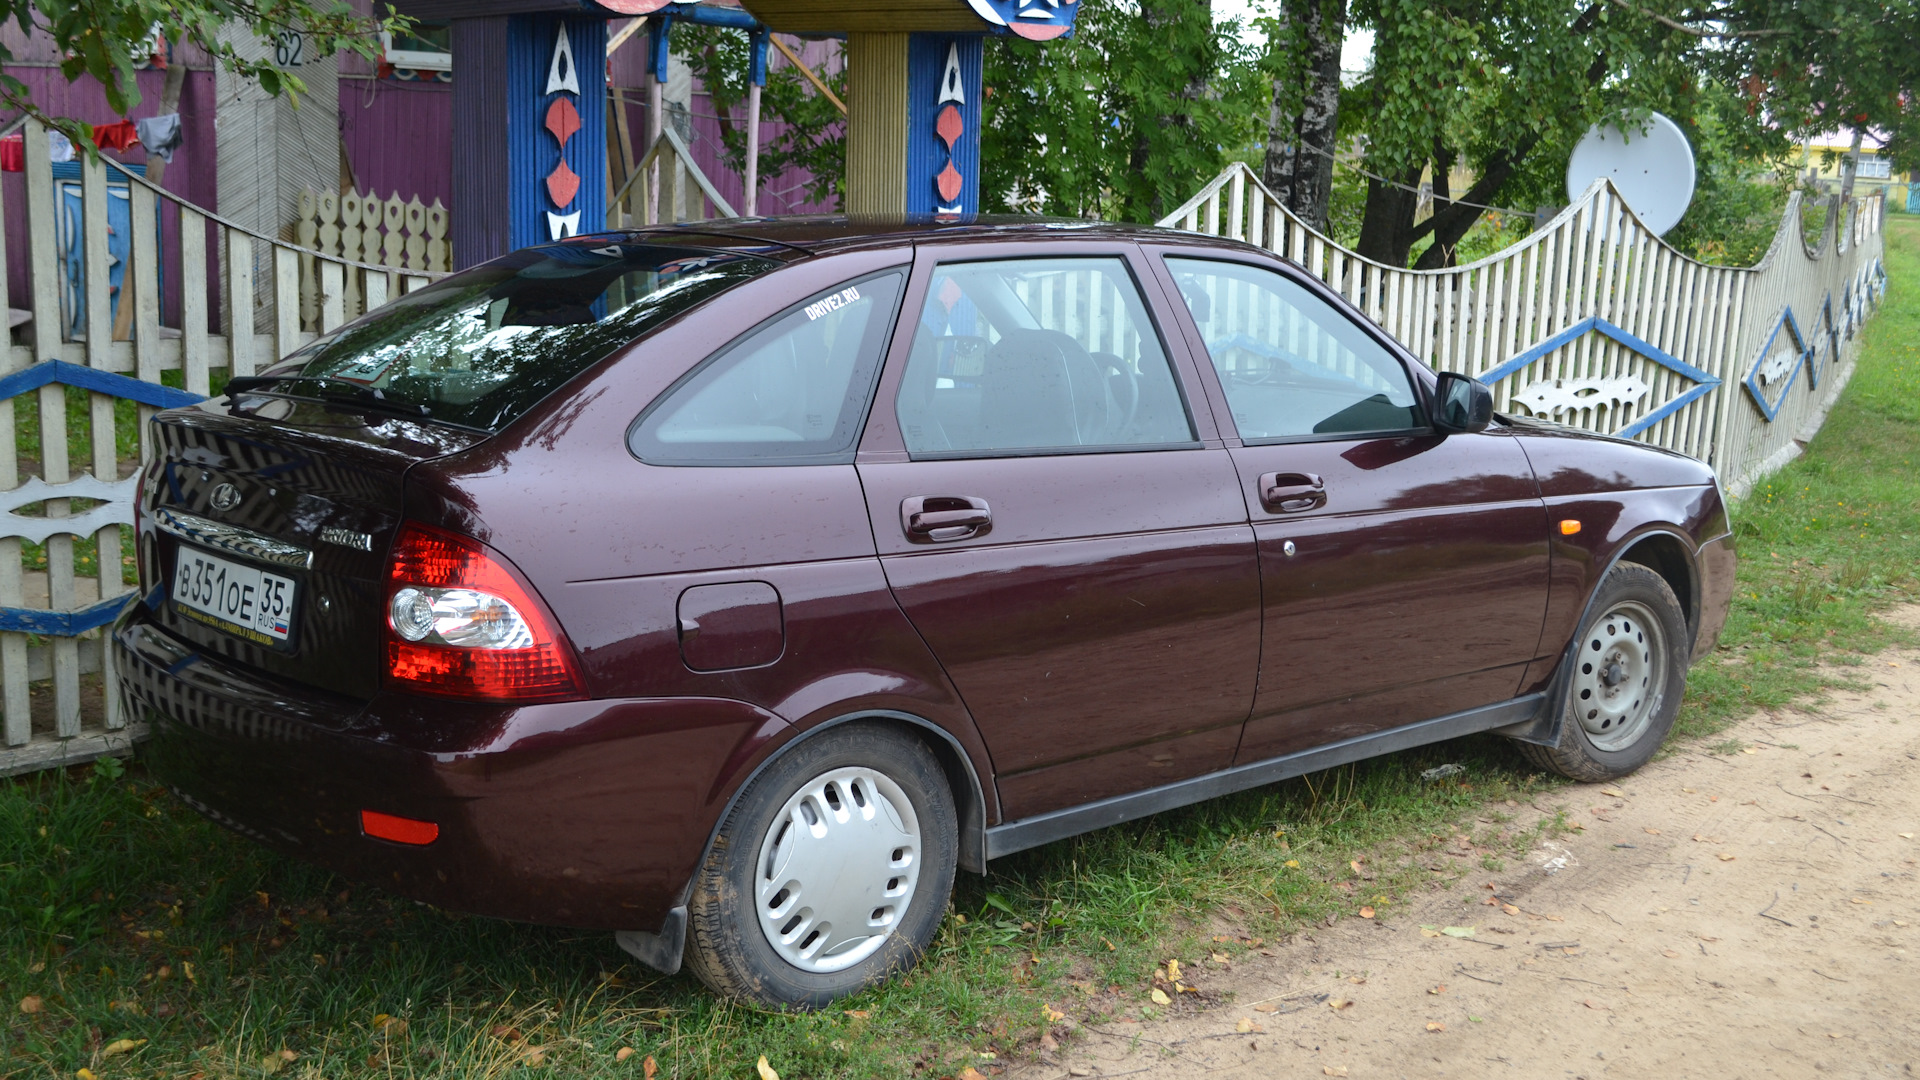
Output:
[[1432, 372, 1493, 433]]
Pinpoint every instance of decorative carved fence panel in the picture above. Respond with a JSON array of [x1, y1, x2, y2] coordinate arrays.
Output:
[[1160, 163, 1888, 495], [293, 188, 451, 329], [0, 119, 440, 776]]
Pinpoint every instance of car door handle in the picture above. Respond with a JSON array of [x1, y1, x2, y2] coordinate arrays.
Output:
[[901, 496, 991, 542], [1259, 472, 1326, 513]]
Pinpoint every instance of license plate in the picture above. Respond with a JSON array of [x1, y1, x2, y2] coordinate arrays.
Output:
[[172, 547, 298, 647]]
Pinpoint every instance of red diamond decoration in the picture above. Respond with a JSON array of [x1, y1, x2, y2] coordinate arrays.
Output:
[[936, 161, 963, 204], [546, 158, 580, 208], [545, 97, 581, 148], [936, 104, 963, 151]]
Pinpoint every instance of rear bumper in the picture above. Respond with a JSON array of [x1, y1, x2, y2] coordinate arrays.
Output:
[[115, 609, 784, 932], [1692, 532, 1736, 662]]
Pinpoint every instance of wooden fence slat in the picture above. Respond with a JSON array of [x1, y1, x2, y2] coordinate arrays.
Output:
[[226, 231, 255, 376], [274, 245, 301, 364], [180, 208, 210, 398], [0, 129, 21, 748]]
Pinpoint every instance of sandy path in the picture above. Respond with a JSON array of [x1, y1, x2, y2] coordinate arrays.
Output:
[[1018, 612, 1920, 1079]]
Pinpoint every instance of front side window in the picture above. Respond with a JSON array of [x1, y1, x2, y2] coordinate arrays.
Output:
[[1168, 258, 1423, 440], [254, 242, 778, 432], [629, 271, 905, 465], [896, 257, 1195, 456]]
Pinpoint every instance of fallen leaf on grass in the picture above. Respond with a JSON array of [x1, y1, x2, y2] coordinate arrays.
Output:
[[844, 1010, 870, 1019], [1328, 998, 1353, 1010], [490, 1024, 522, 1042], [1324, 1067, 1350, 1077], [644, 1055, 659, 1079], [1426, 1022, 1446, 1032], [1568, 820, 1586, 831], [1165, 959, 1182, 980], [1441, 926, 1475, 938], [1420, 927, 1443, 937], [1501, 903, 1521, 916], [1717, 854, 1737, 862], [1643, 827, 1661, 835], [757, 1056, 780, 1080], [18, 996, 41, 1015], [1150, 988, 1171, 1005], [1210, 951, 1230, 964], [1043, 1004, 1066, 1022], [1600, 787, 1625, 797], [614, 1047, 634, 1062], [1348, 976, 1367, 985], [958, 1069, 988, 1080], [1236, 1017, 1264, 1033], [101, 1039, 146, 1057], [77, 1070, 98, 1080], [375, 1017, 409, 1039], [1350, 859, 1365, 874], [1692, 834, 1718, 843], [1254, 1002, 1278, 1013], [1359, 906, 1376, 919]]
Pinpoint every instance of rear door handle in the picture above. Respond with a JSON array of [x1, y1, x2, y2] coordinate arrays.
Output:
[[1259, 472, 1326, 513], [901, 495, 991, 542]]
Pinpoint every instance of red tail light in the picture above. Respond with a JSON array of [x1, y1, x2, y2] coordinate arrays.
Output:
[[383, 522, 585, 702]]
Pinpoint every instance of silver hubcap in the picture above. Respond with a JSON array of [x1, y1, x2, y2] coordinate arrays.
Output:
[[1572, 600, 1666, 752], [754, 767, 921, 974]]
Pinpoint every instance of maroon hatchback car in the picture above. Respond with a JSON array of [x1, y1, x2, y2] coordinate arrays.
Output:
[[117, 219, 1733, 1006]]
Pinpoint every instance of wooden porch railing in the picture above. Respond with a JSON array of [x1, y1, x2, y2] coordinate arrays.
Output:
[[607, 126, 738, 229], [1159, 162, 1888, 497], [0, 118, 442, 776]]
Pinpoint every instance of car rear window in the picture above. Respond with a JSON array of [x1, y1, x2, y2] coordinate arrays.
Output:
[[258, 242, 779, 432]]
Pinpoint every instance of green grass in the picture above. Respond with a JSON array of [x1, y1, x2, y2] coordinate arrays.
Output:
[[5, 219, 1920, 1079]]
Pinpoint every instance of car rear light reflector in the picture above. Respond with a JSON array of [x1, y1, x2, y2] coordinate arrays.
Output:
[[361, 809, 439, 846], [384, 522, 585, 702]]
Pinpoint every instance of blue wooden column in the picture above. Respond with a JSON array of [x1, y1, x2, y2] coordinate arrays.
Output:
[[905, 34, 982, 216], [452, 15, 607, 268]]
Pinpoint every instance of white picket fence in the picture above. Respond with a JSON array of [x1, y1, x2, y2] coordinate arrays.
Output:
[[0, 118, 438, 776], [1160, 162, 1888, 496]]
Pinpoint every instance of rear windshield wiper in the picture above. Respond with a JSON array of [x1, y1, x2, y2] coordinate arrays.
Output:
[[225, 374, 430, 419]]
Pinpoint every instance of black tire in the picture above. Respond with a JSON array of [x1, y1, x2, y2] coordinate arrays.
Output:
[[683, 722, 958, 1009], [1516, 562, 1690, 782]]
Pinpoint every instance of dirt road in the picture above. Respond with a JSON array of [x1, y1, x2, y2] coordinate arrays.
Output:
[[1022, 613, 1920, 1079]]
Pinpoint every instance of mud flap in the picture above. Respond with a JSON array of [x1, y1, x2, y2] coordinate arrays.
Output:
[[614, 906, 687, 975]]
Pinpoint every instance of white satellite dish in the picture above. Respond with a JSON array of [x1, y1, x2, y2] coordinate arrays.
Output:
[[1566, 112, 1696, 236]]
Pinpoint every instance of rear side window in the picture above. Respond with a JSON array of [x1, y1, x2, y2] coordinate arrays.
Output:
[[629, 271, 906, 466], [896, 257, 1195, 457], [257, 243, 778, 432], [1168, 258, 1423, 440]]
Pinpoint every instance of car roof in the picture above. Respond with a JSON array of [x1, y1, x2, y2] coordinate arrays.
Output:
[[593, 215, 1241, 258]]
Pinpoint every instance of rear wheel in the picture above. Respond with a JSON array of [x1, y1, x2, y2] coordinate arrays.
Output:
[[684, 723, 958, 1008], [1518, 563, 1689, 782]]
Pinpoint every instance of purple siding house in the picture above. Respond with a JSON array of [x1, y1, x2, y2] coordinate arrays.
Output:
[[2, 4, 839, 324]]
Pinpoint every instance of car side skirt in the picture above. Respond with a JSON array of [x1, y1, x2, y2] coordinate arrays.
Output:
[[984, 693, 1549, 860]]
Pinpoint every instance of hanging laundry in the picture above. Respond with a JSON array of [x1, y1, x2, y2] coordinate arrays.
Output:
[[135, 113, 182, 163], [0, 134, 21, 172], [48, 130, 74, 163], [91, 119, 139, 153]]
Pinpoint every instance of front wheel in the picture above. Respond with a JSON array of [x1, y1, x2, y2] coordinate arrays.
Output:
[[1517, 562, 1690, 782], [683, 722, 958, 1008]]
